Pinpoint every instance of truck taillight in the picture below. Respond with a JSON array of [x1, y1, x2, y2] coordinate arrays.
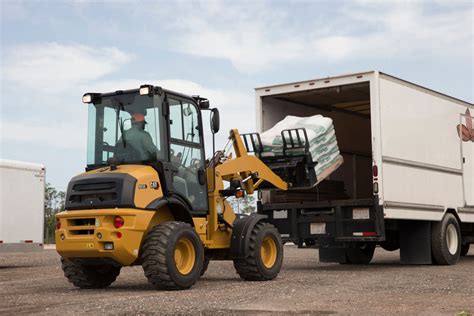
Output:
[[56, 219, 61, 230], [373, 165, 378, 178], [114, 216, 124, 228]]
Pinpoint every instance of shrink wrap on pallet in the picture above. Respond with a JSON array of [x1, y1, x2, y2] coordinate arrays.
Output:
[[260, 115, 343, 185]]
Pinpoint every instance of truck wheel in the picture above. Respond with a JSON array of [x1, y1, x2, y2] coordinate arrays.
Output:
[[461, 243, 470, 256], [380, 230, 400, 251], [141, 221, 203, 290], [61, 259, 121, 289], [345, 243, 375, 264], [233, 222, 283, 281], [201, 256, 210, 276], [431, 213, 461, 265]]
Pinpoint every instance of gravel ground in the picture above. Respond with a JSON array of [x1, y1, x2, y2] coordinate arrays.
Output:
[[0, 246, 472, 315]]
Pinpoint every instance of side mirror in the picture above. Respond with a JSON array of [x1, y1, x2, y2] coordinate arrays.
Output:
[[199, 99, 210, 109], [210, 108, 220, 134]]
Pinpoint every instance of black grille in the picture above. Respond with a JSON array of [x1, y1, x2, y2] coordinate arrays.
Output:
[[65, 173, 136, 210], [69, 182, 117, 205], [73, 182, 116, 191]]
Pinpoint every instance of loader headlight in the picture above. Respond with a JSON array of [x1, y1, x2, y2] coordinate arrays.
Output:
[[82, 94, 93, 103], [82, 93, 100, 104], [139, 84, 153, 96]]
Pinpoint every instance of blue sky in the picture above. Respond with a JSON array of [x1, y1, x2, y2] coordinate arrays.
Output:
[[1, 0, 473, 190]]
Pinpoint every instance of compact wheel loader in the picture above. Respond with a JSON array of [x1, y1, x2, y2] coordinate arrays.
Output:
[[56, 85, 314, 290]]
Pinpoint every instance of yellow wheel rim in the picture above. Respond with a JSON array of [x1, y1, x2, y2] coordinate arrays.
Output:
[[174, 237, 196, 275], [261, 236, 277, 269]]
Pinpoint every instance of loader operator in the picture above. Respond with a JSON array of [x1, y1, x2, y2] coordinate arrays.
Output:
[[115, 112, 158, 162]]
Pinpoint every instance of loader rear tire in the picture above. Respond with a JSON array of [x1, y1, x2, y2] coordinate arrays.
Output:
[[431, 213, 461, 265], [344, 243, 375, 264], [61, 259, 121, 289], [141, 221, 203, 290], [233, 222, 283, 281]]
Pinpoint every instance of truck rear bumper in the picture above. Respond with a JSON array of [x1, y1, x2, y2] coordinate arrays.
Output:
[[258, 198, 385, 246], [55, 208, 155, 266]]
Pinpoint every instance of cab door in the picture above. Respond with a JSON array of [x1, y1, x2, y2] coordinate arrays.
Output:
[[167, 95, 208, 212]]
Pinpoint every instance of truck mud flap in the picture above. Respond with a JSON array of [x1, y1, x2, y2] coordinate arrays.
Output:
[[399, 220, 432, 264]]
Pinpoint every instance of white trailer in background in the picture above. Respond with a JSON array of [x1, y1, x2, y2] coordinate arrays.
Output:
[[0, 159, 45, 252], [255, 71, 473, 265]]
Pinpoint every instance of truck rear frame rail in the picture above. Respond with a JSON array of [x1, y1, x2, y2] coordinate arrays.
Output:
[[258, 198, 385, 246]]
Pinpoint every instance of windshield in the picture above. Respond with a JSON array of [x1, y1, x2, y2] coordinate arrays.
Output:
[[86, 93, 163, 166]]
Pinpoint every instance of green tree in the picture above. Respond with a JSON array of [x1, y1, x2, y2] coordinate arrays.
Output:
[[44, 183, 65, 244], [228, 194, 256, 214]]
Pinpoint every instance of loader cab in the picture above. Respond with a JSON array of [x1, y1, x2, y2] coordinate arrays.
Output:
[[83, 86, 209, 212]]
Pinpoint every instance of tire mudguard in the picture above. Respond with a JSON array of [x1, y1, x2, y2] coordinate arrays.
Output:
[[230, 213, 268, 259]]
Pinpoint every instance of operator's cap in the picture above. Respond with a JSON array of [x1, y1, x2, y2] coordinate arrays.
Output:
[[132, 113, 146, 123]]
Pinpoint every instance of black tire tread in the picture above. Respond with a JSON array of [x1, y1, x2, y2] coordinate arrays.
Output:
[[141, 221, 201, 290], [345, 243, 376, 264], [233, 222, 282, 281], [431, 213, 461, 265], [61, 259, 121, 289]]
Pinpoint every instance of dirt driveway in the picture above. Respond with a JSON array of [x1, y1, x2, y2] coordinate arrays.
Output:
[[0, 246, 472, 315]]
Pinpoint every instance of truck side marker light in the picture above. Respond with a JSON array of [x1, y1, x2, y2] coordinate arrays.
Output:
[[117, 232, 122, 239], [60, 234, 65, 240], [97, 232, 102, 239]]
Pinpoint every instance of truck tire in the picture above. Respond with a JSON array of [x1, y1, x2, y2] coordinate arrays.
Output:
[[431, 213, 461, 265], [201, 256, 210, 276], [345, 243, 375, 264], [233, 222, 283, 281], [141, 221, 203, 290], [380, 230, 400, 252], [61, 259, 121, 289], [461, 243, 470, 256]]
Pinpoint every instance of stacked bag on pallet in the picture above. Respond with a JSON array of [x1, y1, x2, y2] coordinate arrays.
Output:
[[260, 115, 344, 185]]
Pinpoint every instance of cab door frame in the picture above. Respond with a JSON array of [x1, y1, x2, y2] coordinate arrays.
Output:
[[162, 91, 209, 214]]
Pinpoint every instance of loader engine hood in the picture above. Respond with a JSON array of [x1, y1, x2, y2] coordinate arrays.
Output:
[[65, 165, 163, 210]]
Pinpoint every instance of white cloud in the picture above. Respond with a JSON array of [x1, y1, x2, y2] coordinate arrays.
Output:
[[148, 1, 473, 73], [1, 120, 86, 150], [2, 42, 132, 93]]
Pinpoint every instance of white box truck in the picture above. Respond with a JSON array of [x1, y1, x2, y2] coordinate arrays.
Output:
[[254, 71, 473, 265], [0, 159, 45, 252]]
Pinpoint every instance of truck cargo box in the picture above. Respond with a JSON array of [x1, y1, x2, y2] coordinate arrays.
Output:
[[255, 71, 474, 265], [0, 159, 45, 252]]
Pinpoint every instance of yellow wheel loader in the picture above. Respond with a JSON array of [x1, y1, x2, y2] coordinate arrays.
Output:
[[55, 85, 314, 290]]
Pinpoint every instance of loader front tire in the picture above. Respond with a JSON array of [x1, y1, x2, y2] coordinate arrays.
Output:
[[141, 221, 203, 290], [61, 259, 121, 289], [233, 222, 283, 281]]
